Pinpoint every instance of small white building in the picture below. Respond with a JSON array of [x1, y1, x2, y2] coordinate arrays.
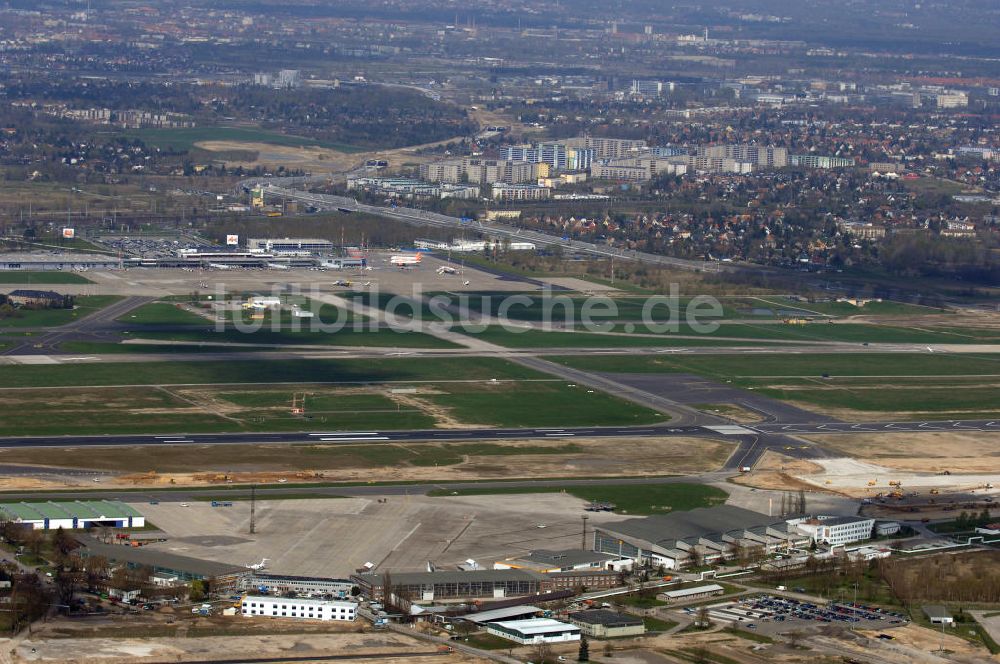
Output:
[[487, 618, 581, 645], [923, 605, 954, 625], [240, 595, 357, 621], [150, 572, 181, 588], [847, 546, 892, 562], [244, 296, 282, 309], [875, 521, 901, 537], [658, 584, 725, 603]]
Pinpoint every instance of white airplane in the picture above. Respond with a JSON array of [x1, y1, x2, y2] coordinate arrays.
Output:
[[436, 265, 460, 275], [246, 558, 269, 570], [389, 253, 422, 267], [463, 280, 470, 286]]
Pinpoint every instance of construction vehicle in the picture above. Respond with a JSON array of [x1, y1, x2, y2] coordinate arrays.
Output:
[[930, 488, 939, 495], [888, 480, 901, 487], [867, 480, 877, 487]]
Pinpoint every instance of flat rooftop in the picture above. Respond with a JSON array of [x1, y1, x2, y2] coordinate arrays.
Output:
[[0, 500, 142, 522], [76, 535, 247, 578], [491, 618, 579, 635]]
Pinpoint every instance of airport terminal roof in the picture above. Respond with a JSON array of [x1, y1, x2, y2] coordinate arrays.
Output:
[[76, 536, 247, 578], [515, 549, 615, 568], [598, 506, 796, 550], [0, 500, 142, 522], [365, 569, 546, 586], [464, 605, 541, 624]]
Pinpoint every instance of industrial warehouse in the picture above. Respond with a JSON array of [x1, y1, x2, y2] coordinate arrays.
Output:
[[486, 618, 581, 645], [592, 505, 812, 569], [75, 535, 250, 595], [245, 573, 354, 598], [568, 610, 646, 638], [0, 501, 145, 530]]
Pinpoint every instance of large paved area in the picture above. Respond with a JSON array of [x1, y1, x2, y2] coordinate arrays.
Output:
[[699, 594, 908, 637], [134, 493, 635, 577], [4, 255, 546, 298]]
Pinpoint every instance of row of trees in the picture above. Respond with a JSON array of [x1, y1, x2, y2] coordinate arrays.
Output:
[[1, 521, 188, 634], [878, 551, 1000, 605]]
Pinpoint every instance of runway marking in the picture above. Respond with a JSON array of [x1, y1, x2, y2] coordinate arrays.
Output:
[[393, 522, 422, 551], [704, 425, 757, 435], [544, 433, 574, 437], [318, 437, 390, 442]]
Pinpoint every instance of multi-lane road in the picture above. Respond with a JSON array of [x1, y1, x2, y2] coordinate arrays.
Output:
[[256, 184, 729, 274]]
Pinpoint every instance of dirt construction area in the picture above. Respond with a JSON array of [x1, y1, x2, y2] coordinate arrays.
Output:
[[0, 436, 728, 491], [805, 431, 1000, 474], [133, 493, 638, 577], [8, 629, 482, 664]]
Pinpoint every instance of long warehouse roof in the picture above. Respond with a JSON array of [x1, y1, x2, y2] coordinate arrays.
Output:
[[0, 500, 142, 522]]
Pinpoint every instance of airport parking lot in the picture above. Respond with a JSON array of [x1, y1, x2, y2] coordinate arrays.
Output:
[[691, 594, 908, 636]]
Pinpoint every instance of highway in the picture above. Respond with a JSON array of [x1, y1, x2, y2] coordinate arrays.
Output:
[[256, 184, 730, 274]]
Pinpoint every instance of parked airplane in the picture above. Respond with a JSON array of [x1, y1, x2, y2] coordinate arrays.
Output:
[[246, 558, 269, 570], [436, 265, 459, 275], [389, 253, 422, 267]]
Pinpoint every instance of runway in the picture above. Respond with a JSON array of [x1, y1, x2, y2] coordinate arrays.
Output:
[[753, 419, 1000, 434]]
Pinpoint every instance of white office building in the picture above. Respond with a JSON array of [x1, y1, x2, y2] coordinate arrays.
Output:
[[240, 595, 357, 621], [789, 516, 875, 547], [487, 618, 581, 645]]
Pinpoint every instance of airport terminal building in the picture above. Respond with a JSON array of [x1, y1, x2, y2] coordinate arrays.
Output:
[[352, 569, 548, 605], [76, 536, 249, 595], [593, 506, 811, 569]]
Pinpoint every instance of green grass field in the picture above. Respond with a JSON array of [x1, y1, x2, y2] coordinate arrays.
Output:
[[556, 353, 1000, 418], [458, 326, 780, 349], [0, 374, 663, 435], [571, 320, 1000, 344], [57, 342, 255, 354], [0, 357, 544, 389], [743, 296, 944, 318], [0, 271, 93, 284], [429, 482, 726, 515], [0, 295, 122, 329], [128, 327, 459, 349], [117, 302, 210, 325], [555, 352, 1000, 379], [423, 381, 664, 427]]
